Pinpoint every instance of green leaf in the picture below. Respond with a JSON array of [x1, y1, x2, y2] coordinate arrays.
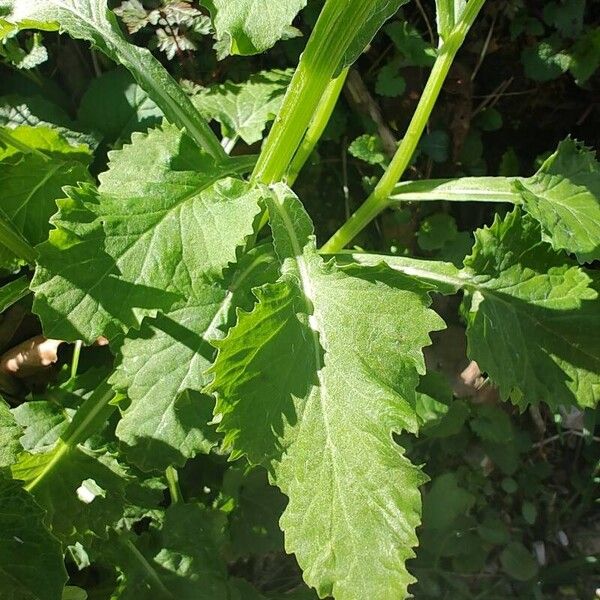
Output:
[[0, 125, 92, 269], [417, 213, 458, 251], [0, 94, 99, 149], [0, 399, 22, 468], [567, 27, 600, 84], [543, 0, 585, 38], [31, 124, 262, 343], [208, 184, 444, 599], [464, 208, 600, 409], [0, 478, 67, 600], [109, 504, 229, 599], [339, 1, 412, 71], [4, 0, 225, 158], [422, 473, 475, 532], [470, 405, 513, 444], [420, 130, 450, 163], [375, 63, 406, 97], [223, 466, 285, 558], [201, 0, 306, 58], [384, 20, 437, 67], [514, 138, 600, 264], [0, 275, 30, 313], [13, 400, 73, 454], [192, 70, 292, 146], [348, 134, 387, 166], [78, 68, 163, 145], [12, 443, 132, 542], [112, 246, 277, 471], [500, 542, 539, 581], [522, 38, 570, 82]]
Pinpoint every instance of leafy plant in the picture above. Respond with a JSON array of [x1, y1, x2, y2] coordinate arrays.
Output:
[[0, 0, 598, 599]]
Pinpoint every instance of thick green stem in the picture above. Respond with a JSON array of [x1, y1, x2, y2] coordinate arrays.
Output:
[[0, 212, 38, 265], [24, 381, 117, 492], [165, 466, 183, 504], [322, 0, 486, 253], [287, 68, 349, 185], [252, 0, 380, 184]]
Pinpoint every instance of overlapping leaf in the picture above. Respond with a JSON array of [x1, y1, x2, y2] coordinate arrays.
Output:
[[193, 70, 292, 146], [201, 0, 306, 58], [108, 504, 229, 599], [463, 208, 600, 408], [31, 124, 262, 343], [0, 478, 67, 600], [3, 0, 223, 156], [112, 245, 277, 471], [0, 125, 91, 268], [0, 399, 22, 468], [208, 184, 444, 599], [514, 138, 600, 263]]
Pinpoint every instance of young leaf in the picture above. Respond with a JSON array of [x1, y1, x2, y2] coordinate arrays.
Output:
[[201, 0, 306, 58], [4, 0, 225, 158], [208, 185, 444, 599], [192, 70, 292, 146], [31, 124, 262, 343], [514, 138, 600, 263], [464, 208, 600, 409], [0, 478, 67, 600]]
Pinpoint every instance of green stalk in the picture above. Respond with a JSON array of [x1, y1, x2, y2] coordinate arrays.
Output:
[[0, 211, 38, 265], [322, 0, 486, 253], [287, 68, 349, 185], [24, 381, 117, 492], [252, 0, 381, 185], [165, 466, 183, 504], [0, 128, 48, 159]]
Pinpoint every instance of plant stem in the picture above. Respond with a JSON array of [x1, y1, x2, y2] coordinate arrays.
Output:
[[165, 466, 183, 504], [70, 340, 83, 381], [0, 128, 48, 159], [252, 0, 382, 185], [287, 68, 349, 185], [0, 212, 38, 265], [322, 0, 487, 253], [24, 381, 117, 492]]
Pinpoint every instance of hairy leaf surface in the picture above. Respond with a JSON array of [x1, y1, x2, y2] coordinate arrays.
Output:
[[209, 184, 444, 599], [31, 124, 261, 343], [193, 70, 292, 145], [201, 0, 306, 58], [464, 208, 600, 408], [514, 138, 600, 263]]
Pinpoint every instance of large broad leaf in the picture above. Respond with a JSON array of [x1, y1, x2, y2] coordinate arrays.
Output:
[[3, 0, 224, 157], [193, 70, 292, 146], [201, 0, 306, 58], [112, 245, 278, 471], [208, 184, 444, 599], [0, 478, 67, 600], [464, 208, 600, 408], [31, 124, 262, 343], [514, 138, 600, 264], [108, 504, 229, 599], [390, 139, 600, 264], [0, 125, 92, 268]]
